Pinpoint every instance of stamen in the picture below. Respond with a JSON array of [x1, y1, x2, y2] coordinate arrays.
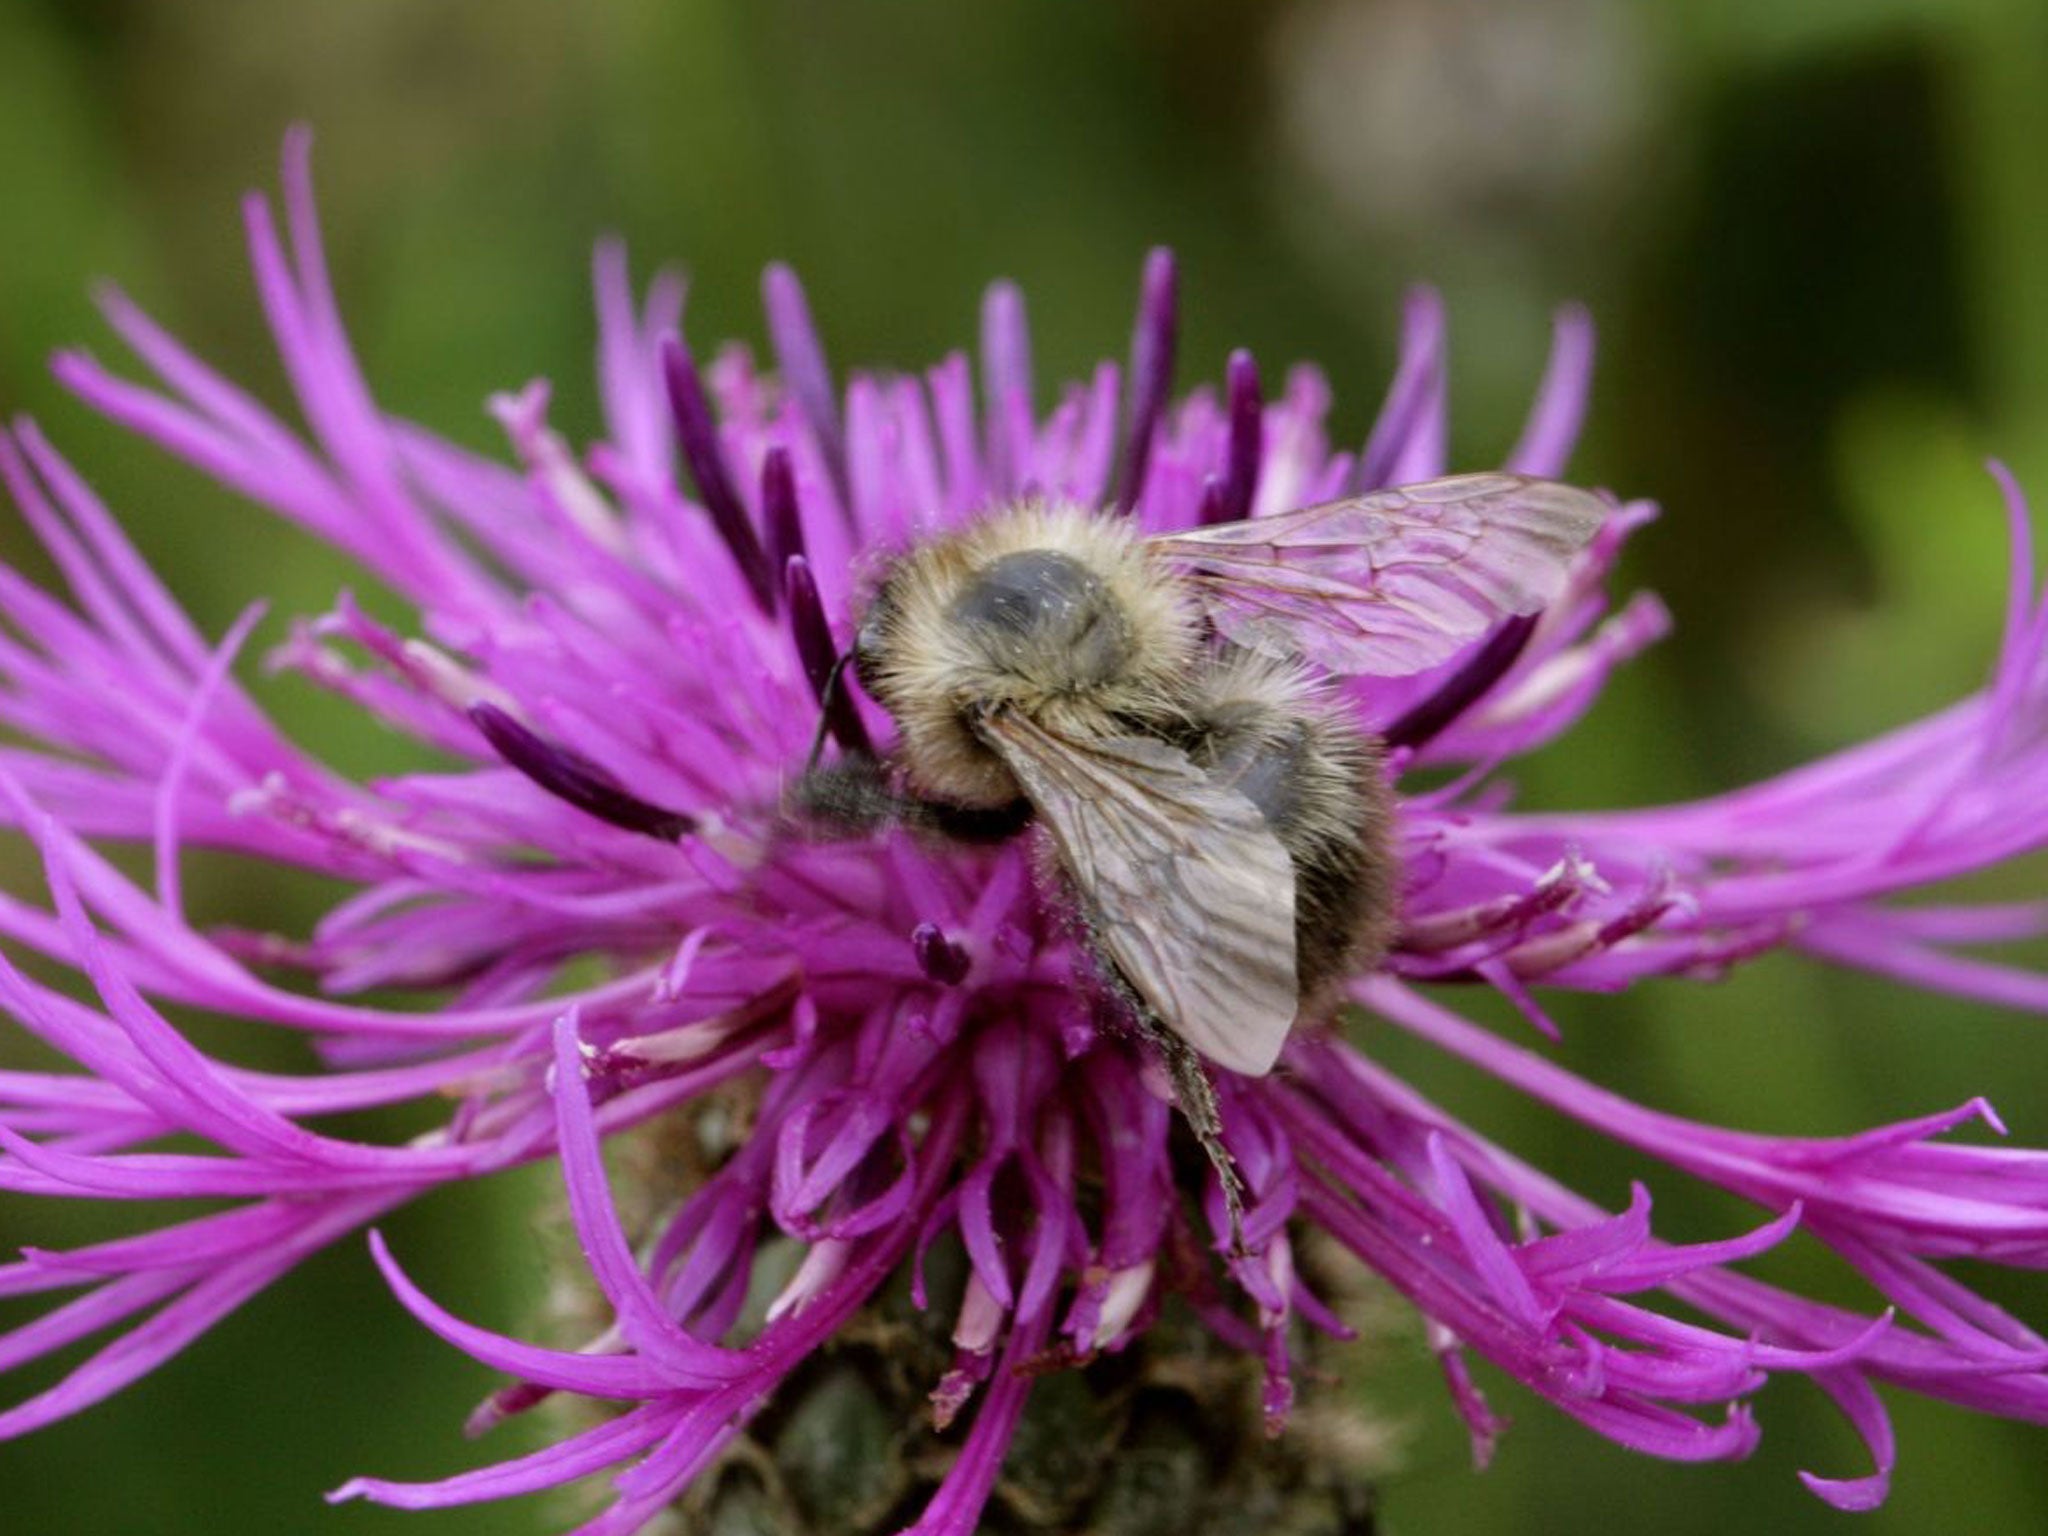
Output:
[[658, 331, 777, 613], [1216, 348, 1263, 524], [760, 446, 805, 574], [785, 555, 875, 758], [761, 264, 848, 503], [1381, 613, 1538, 753], [1111, 247, 1178, 514], [469, 703, 696, 841]]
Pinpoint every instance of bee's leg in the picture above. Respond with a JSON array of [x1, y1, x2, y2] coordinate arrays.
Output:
[[788, 759, 1031, 847], [1153, 1025, 1248, 1258], [785, 756, 904, 837], [924, 796, 1033, 844], [802, 649, 858, 777]]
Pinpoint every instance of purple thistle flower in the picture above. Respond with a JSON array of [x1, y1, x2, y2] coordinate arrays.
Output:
[[4, 130, 2048, 1530]]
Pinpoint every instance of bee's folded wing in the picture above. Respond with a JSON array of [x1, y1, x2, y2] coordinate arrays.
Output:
[[978, 712, 1298, 1077], [1148, 473, 1608, 677]]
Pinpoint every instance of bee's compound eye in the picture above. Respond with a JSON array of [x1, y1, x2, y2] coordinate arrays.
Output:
[[952, 550, 1103, 637]]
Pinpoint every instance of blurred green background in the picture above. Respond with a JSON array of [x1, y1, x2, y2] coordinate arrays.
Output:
[[3, 0, 2048, 1531]]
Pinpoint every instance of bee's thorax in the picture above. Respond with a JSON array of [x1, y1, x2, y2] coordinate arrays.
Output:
[[853, 504, 1197, 806]]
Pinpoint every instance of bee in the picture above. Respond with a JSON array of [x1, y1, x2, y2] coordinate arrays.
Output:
[[813, 475, 1606, 1235]]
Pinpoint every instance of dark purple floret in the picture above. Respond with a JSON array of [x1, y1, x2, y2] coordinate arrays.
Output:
[[659, 331, 777, 612], [1211, 347, 1264, 525], [912, 922, 973, 986], [469, 703, 697, 841], [785, 554, 874, 759], [1112, 247, 1178, 513], [1382, 613, 1539, 752], [759, 445, 806, 575]]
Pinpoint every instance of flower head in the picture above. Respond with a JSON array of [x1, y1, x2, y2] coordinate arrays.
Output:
[[5, 131, 2048, 1531]]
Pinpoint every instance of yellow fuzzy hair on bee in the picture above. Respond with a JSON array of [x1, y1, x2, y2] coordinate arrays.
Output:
[[1175, 649, 1397, 1008], [854, 503, 1198, 806]]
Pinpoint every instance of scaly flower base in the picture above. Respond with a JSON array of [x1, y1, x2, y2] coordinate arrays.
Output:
[[538, 1085, 1391, 1535], [651, 1263, 1383, 1536]]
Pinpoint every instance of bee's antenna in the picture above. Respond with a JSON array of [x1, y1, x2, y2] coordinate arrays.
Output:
[[786, 554, 876, 766], [804, 648, 857, 777]]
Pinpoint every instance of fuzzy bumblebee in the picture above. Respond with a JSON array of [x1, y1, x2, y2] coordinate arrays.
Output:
[[843, 481, 1600, 1078]]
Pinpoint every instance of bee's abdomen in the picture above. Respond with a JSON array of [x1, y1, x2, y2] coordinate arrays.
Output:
[[1184, 677, 1398, 1003]]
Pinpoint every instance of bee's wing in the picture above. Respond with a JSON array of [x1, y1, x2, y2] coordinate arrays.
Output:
[[1146, 473, 1607, 676], [977, 710, 1298, 1077]]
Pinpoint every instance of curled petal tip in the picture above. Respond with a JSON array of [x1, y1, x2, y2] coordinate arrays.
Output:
[[1973, 1097, 2011, 1137]]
